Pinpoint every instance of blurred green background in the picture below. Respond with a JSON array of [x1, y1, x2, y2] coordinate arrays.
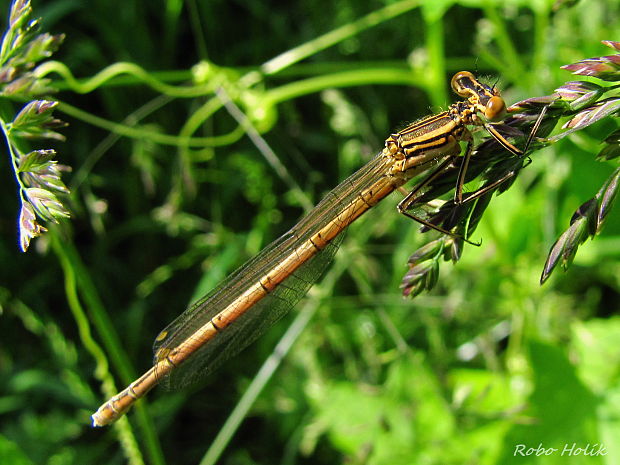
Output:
[[0, 0, 619, 464]]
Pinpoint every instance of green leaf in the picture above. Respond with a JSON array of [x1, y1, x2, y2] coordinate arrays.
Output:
[[572, 318, 620, 393], [496, 340, 601, 464], [450, 369, 520, 413], [571, 319, 620, 463]]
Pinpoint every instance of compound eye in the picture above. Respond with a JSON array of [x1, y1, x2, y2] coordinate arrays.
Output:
[[451, 71, 475, 97], [485, 96, 506, 121]]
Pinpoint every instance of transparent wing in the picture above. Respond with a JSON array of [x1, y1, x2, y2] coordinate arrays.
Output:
[[158, 233, 343, 390], [152, 152, 391, 390]]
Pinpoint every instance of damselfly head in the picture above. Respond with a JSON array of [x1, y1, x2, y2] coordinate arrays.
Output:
[[451, 71, 506, 122]]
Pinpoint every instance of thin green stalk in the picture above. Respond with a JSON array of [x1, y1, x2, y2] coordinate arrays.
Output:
[[424, 15, 448, 108], [2, 119, 14, 163], [186, 0, 209, 61], [273, 60, 414, 78], [35, 61, 208, 97], [50, 230, 147, 465], [162, 0, 184, 61], [50, 231, 165, 465], [70, 93, 176, 191], [215, 86, 314, 212], [264, 68, 427, 107], [174, 94, 243, 200], [531, 9, 551, 82], [177, 95, 228, 144], [482, 3, 526, 81], [1, 116, 25, 192], [477, 48, 510, 75], [56, 100, 244, 148], [260, 0, 421, 76]]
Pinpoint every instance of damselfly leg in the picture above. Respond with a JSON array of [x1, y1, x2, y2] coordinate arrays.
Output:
[[395, 100, 548, 241]]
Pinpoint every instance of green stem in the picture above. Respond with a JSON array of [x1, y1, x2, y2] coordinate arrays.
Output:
[[57, 100, 244, 148], [264, 68, 426, 106], [530, 9, 551, 83], [1, 117, 24, 191], [482, 3, 525, 82], [260, 0, 422, 76], [36, 61, 209, 97], [50, 231, 165, 465], [425, 15, 448, 108], [50, 230, 149, 465]]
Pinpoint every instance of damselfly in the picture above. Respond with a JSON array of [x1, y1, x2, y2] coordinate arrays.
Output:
[[92, 71, 525, 426]]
